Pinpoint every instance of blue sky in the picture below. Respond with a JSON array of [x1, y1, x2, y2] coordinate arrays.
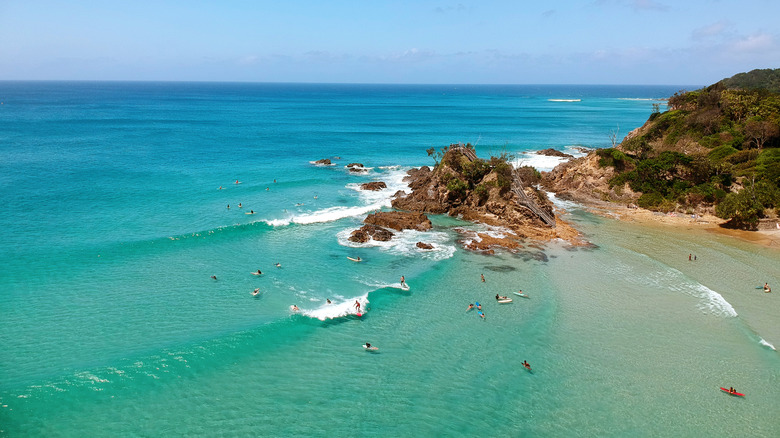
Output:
[[0, 0, 777, 85]]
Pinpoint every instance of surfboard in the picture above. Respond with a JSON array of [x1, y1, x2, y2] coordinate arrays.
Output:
[[347, 257, 362, 262], [251, 272, 262, 275], [497, 298, 512, 304], [363, 344, 378, 351], [513, 292, 530, 298], [289, 305, 300, 312], [400, 283, 410, 290], [720, 387, 745, 397]]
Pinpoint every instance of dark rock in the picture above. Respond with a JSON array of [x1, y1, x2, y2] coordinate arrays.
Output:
[[537, 148, 573, 158], [314, 158, 332, 165], [361, 181, 387, 191], [364, 211, 432, 232], [349, 224, 394, 242], [416, 242, 434, 250], [346, 163, 364, 168]]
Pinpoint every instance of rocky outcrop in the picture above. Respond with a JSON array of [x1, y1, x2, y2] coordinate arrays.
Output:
[[392, 145, 579, 244], [364, 211, 432, 232], [542, 153, 639, 204], [348, 211, 432, 244], [349, 224, 394, 243], [313, 158, 332, 165], [416, 242, 434, 250], [361, 181, 387, 191], [537, 148, 573, 158]]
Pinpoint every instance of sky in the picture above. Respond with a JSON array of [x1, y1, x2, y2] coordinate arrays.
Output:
[[0, 0, 778, 85]]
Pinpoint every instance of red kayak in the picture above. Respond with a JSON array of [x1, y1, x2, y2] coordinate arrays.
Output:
[[720, 387, 745, 397]]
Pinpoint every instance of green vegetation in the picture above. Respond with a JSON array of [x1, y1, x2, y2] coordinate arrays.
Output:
[[598, 69, 780, 229], [428, 143, 516, 203]]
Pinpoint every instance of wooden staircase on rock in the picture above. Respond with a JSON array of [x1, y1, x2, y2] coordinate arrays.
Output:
[[510, 169, 556, 228]]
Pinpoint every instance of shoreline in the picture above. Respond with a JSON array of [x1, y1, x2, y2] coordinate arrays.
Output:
[[560, 199, 780, 250]]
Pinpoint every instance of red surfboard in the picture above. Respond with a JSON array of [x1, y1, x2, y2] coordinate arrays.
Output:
[[720, 387, 745, 397]]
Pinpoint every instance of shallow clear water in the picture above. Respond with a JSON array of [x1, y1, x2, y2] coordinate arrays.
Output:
[[1, 82, 778, 437]]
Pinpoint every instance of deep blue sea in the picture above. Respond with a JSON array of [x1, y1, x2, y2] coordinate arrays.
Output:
[[1, 82, 778, 437]]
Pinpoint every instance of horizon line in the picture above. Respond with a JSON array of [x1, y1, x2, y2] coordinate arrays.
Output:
[[0, 79, 704, 88]]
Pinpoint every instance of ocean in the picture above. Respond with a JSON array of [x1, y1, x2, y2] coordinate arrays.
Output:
[[1, 82, 778, 437]]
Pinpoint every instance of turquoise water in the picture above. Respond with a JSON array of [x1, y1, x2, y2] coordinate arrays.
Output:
[[1, 82, 778, 437]]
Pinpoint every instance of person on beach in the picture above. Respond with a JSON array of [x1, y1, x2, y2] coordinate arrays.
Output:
[[481, 274, 485, 282], [689, 254, 692, 261]]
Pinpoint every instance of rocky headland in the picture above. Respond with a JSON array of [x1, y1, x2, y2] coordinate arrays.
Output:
[[389, 144, 581, 249]]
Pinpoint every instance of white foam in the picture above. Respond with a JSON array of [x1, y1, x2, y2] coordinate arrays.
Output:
[[512, 147, 585, 172], [336, 228, 456, 261], [264, 167, 412, 228], [694, 284, 738, 318], [548, 99, 581, 102], [759, 338, 776, 351], [300, 295, 369, 321]]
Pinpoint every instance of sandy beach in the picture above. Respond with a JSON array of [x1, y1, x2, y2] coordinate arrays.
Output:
[[562, 200, 780, 249]]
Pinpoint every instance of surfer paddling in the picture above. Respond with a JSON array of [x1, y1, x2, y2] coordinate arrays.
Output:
[[495, 294, 508, 301], [522, 360, 531, 371]]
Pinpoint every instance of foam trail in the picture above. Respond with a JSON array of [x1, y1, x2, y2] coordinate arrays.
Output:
[[759, 338, 776, 351], [299, 295, 369, 321]]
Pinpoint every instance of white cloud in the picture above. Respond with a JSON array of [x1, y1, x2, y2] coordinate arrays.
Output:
[[729, 32, 775, 53], [691, 20, 731, 41]]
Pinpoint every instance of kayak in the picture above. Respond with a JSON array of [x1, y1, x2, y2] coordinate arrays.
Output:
[[719, 387, 745, 397]]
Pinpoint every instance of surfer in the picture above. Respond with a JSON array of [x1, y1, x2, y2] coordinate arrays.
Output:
[[476, 302, 481, 310], [354, 300, 361, 311], [211, 275, 217, 280], [219, 186, 223, 190], [238, 203, 242, 208], [235, 180, 240, 184], [495, 294, 508, 301], [227, 204, 230, 209], [467, 303, 474, 311], [356, 256, 361, 261], [291, 305, 299, 312], [252, 288, 260, 296], [478, 311, 485, 319], [481, 274, 485, 282], [253, 269, 262, 275], [275, 263, 281, 268], [326, 299, 332, 304], [365, 343, 371, 348], [522, 360, 531, 370], [249, 210, 255, 214], [400, 276, 406, 287]]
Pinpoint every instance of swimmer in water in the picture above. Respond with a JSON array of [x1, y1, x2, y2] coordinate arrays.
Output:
[[252, 288, 260, 296], [291, 305, 299, 312], [211, 275, 217, 280]]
